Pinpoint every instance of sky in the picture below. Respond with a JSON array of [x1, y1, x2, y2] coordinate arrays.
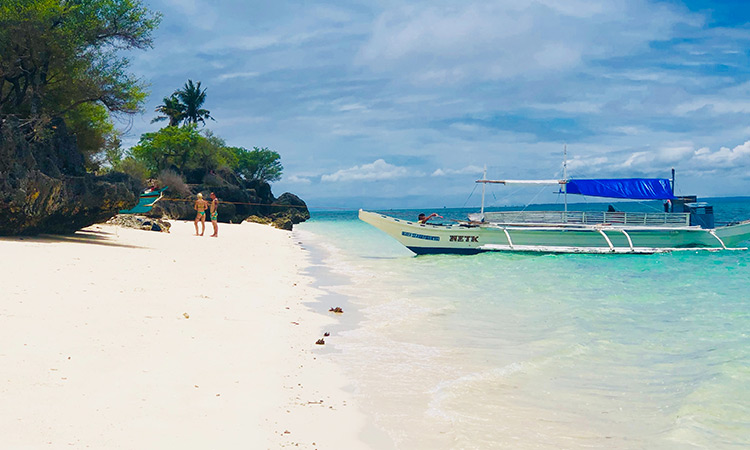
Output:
[[124, 0, 750, 209]]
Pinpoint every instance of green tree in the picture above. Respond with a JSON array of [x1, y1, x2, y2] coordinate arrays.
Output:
[[175, 79, 213, 126], [129, 126, 233, 177], [190, 130, 234, 172], [230, 146, 283, 183], [0, 0, 161, 122], [152, 94, 185, 127], [115, 156, 149, 183], [100, 130, 125, 172], [130, 125, 203, 176], [64, 102, 115, 171]]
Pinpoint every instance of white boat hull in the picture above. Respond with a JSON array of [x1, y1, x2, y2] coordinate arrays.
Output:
[[359, 210, 750, 255]]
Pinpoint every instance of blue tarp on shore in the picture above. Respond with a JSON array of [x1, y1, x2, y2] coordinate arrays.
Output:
[[565, 179, 674, 200], [119, 187, 168, 214]]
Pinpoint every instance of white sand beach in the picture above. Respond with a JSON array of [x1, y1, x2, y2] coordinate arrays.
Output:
[[0, 221, 370, 449]]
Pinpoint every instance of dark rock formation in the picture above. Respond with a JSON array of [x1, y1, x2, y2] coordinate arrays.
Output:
[[147, 175, 310, 230], [0, 118, 141, 235], [107, 214, 171, 232], [267, 192, 310, 230]]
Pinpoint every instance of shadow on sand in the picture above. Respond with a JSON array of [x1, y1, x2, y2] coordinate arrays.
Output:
[[0, 227, 147, 250]]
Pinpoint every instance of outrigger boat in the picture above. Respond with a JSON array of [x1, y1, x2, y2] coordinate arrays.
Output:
[[359, 172, 750, 255]]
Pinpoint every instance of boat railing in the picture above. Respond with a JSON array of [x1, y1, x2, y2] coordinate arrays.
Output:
[[472, 211, 691, 227]]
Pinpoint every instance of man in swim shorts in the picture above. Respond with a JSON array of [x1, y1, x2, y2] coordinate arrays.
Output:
[[209, 192, 219, 237], [194, 193, 208, 236]]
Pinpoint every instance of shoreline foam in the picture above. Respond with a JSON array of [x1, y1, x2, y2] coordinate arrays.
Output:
[[0, 220, 370, 449]]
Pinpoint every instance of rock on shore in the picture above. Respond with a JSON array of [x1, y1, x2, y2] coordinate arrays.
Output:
[[107, 214, 171, 232], [146, 175, 310, 230], [0, 118, 140, 236]]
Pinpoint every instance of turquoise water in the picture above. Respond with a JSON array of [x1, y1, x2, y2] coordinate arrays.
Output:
[[296, 199, 750, 449]]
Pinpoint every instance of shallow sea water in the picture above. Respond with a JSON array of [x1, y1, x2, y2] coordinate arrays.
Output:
[[295, 199, 750, 450]]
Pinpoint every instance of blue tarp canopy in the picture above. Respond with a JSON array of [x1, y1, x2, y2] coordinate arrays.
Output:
[[119, 187, 168, 214], [565, 179, 674, 200]]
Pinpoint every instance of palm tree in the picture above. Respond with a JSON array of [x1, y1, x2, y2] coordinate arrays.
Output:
[[152, 95, 185, 127], [175, 80, 213, 126]]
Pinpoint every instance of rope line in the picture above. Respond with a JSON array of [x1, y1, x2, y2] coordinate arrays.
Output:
[[158, 198, 309, 209]]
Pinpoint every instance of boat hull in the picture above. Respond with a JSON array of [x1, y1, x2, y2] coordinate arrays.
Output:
[[358, 210, 750, 255]]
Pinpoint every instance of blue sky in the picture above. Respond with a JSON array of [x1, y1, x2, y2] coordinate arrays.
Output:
[[125, 0, 750, 209]]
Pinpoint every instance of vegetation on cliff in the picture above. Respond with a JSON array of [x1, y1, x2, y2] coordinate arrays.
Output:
[[153, 80, 214, 127], [1, 1, 308, 233], [0, 0, 160, 131], [0, 0, 160, 235], [105, 76, 283, 187], [121, 80, 303, 228]]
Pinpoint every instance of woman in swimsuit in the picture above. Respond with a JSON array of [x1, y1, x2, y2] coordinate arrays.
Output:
[[194, 193, 208, 236]]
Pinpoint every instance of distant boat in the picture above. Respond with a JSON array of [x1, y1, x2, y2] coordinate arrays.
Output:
[[359, 176, 750, 255]]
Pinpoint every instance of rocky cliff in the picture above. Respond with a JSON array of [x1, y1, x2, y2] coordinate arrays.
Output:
[[0, 118, 309, 235], [0, 118, 140, 236], [146, 170, 310, 230]]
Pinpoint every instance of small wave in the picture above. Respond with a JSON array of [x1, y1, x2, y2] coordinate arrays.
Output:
[[426, 362, 526, 421]]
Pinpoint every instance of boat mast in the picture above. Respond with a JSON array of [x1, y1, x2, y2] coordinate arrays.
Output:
[[563, 145, 568, 217], [671, 168, 675, 196], [481, 165, 487, 216]]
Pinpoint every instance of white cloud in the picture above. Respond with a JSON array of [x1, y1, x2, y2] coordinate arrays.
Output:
[[672, 82, 750, 115], [217, 72, 259, 82], [338, 103, 367, 112], [431, 165, 485, 176], [692, 141, 750, 167], [674, 99, 750, 115], [448, 122, 485, 133], [530, 101, 601, 114], [567, 156, 609, 171], [199, 5, 360, 54], [659, 145, 695, 161], [567, 141, 750, 175], [285, 174, 312, 184], [609, 126, 645, 136], [160, 0, 218, 30], [321, 159, 411, 182], [202, 34, 281, 52], [534, 0, 606, 18], [356, 0, 696, 84]]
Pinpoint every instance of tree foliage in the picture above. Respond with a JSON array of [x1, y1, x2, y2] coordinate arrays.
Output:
[[115, 156, 149, 183], [152, 80, 212, 127], [152, 95, 185, 127], [131, 125, 203, 175], [176, 80, 213, 126], [63, 102, 118, 171], [229, 147, 283, 183], [126, 126, 283, 185], [0, 0, 161, 122], [130, 125, 234, 177]]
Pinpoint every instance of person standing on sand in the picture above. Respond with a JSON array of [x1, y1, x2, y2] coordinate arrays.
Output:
[[194, 193, 208, 236], [209, 192, 219, 237]]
